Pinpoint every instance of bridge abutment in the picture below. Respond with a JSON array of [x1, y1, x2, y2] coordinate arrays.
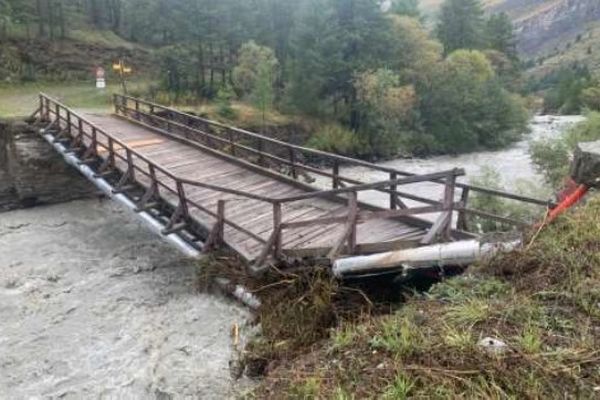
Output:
[[0, 118, 97, 212]]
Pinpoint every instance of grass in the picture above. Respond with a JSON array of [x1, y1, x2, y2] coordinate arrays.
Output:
[[0, 81, 151, 118], [238, 196, 600, 399]]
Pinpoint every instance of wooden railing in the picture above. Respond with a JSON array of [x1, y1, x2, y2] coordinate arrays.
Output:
[[38, 94, 275, 250], [113, 94, 551, 231], [37, 93, 470, 267]]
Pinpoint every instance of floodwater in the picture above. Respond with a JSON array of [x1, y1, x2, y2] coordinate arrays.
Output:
[[0, 199, 248, 399], [314, 115, 584, 208]]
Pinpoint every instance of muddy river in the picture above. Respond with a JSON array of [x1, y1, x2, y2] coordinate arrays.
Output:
[[0, 199, 248, 399], [313, 115, 584, 208]]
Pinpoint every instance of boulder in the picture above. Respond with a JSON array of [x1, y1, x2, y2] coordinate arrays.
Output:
[[571, 141, 600, 188]]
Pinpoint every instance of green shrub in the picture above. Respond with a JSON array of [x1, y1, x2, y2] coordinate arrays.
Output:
[[307, 124, 365, 157], [529, 111, 600, 188], [215, 84, 237, 120], [468, 166, 543, 232]]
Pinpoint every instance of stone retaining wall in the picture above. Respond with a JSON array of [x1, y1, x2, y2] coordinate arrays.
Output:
[[0, 119, 97, 212]]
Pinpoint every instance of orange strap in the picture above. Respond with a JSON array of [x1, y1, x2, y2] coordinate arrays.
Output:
[[547, 184, 589, 223]]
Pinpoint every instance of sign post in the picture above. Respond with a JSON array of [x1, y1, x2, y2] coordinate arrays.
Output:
[[112, 59, 133, 95], [96, 67, 106, 89]]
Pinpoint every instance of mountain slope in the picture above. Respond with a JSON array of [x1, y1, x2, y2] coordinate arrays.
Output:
[[420, 0, 600, 60]]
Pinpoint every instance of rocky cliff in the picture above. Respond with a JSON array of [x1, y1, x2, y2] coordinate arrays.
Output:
[[491, 0, 600, 55], [421, 0, 600, 58]]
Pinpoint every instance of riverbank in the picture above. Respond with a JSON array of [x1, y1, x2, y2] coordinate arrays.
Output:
[[247, 197, 600, 399], [0, 199, 249, 398]]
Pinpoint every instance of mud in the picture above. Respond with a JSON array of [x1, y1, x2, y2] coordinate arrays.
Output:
[[0, 199, 249, 399]]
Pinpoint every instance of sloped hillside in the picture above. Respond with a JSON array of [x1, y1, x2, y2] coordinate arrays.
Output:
[[420, 0, 600, 60]]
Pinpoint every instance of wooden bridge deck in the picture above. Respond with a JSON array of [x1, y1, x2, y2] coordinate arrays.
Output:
[[34, 93, 550, 267], [79, 112, 428, 261]]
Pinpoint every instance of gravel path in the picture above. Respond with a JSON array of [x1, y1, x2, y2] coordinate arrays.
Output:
[[0, 199, 248, 399]]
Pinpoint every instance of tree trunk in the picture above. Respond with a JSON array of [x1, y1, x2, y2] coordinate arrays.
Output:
[[36, 0, 45, 38]]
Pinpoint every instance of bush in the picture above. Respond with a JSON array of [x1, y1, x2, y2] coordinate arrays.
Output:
[[468, 166, 544, 232], [215, 84, 237, 120], [306, 124, 365, 157]]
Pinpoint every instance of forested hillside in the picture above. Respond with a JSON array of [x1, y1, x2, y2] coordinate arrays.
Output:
[[0, 0, 546, 158]]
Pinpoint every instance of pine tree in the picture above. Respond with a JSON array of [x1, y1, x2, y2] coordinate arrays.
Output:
[[486, 12, 517, 60], [436, 0, 485, 54]]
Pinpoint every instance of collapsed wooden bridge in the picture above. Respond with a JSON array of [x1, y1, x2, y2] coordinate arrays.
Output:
[[32, 93, 551, 270]]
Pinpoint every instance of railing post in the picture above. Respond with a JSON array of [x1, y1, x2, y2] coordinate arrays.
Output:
[[91, 127, 98, 156], [228, 129, 236, 156], [54, 103, 60, 124], [45, 98, 50, 121], [258, 137, 265, 166], [108, 137, 116, 170], [66, 110, 72, 135], [75, 118, 84, 147], [272, 202, 282, 259], [127, 149, 136, 182], [38, 95, 44, 121], [457, 187, 470, 231], [443, 170, 457, 239], [289, 147, 297, 179], [348, 192, 358, 254], [390, 172, 397, 210], [217, 200, 225, 245], [177, 181, 190, 220], [135, 99, 140, 120], [113, 94, 119, 114], [333, 160, 340, 189]]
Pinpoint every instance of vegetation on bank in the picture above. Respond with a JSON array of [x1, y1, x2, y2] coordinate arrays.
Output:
[[530, 111, 600, 188], [214, 197, 600, 399]]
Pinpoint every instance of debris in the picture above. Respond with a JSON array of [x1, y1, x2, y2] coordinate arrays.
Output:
[[477, 337, 508, 354]]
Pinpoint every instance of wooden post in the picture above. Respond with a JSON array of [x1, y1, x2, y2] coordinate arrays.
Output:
[[390, 172, 397, 210], [333, 160, 340, 189], [457, 187, 470, 231], [272, 202, 282, 259], [176, 181, 189, 220], [108, 137, 116, 170], [229, 129, 236, 156], [289, 148, 297, 179], [74, 118, 84, 148], [91, 127, 98, 157], [328, 191, 359, 259], [38, 95, 44, 121], [55, 103, 60, 125], [217, 200, 225, 245], [45, 98, 51, 121], [127, 149, 136, 182], [113, 94, 119, 114], [443, 170, 457, 240], [135, 99, 140, 120], [66, 111, 72, 135], [348, 192, 358, 254], [258, 137, 265, 166]]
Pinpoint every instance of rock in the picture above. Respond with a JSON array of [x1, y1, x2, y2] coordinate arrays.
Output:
[[478, 337, 508, 354], [571, 141, 600, 187]]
